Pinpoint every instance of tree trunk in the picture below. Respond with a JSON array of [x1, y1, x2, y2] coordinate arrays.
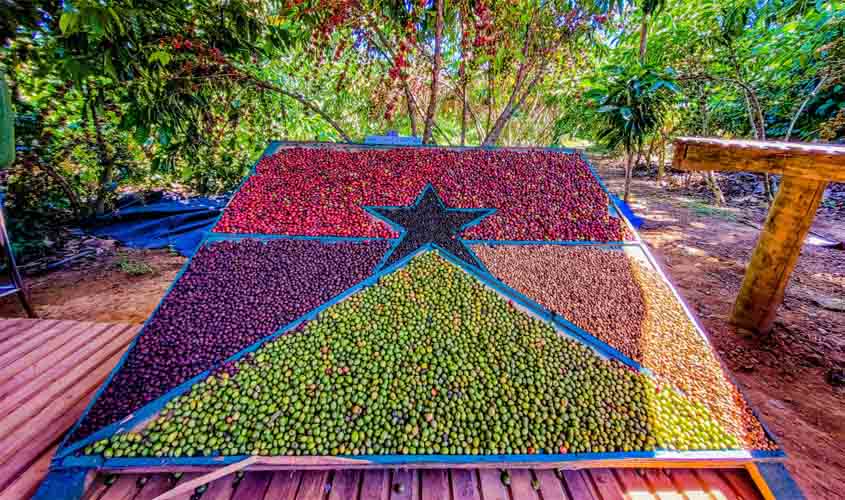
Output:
[[89, 88, 113, 216], [704, 171, 726, 206], [624, 151, 634, 203], [482, 65, 543, 146], [785, 75, 828, 141], [657, 134, 666, 185], [404, 82, 418, 137], [251, 79, 351, 142], [460, 77, 468, 146], [639, 14, 649, 63], [422, 0, 444, 145]]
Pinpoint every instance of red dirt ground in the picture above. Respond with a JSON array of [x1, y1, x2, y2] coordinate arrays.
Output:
[[1, 160, 842, 498]]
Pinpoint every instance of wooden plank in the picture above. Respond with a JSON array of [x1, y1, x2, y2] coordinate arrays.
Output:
[[232, 471, 273, 500], [672, 137, 845, 183], [201, 474, 236, 500], [154, 457, 258, 500], [720, 470, 763, 500], [0, 319, 59, 354], [693, 470, 740, 500], [561, 470, 598, 500], [359, 470, 389, 500], [0, 385, 98, 491], [450, 469, 481, 500], [641, 469, 683, 500], [134, 475, 177, 500], [665, 469, 710, 500], [389, 469, 418, 500], [0, 347, 127, 467], [0, 320, 106, 384], [0, 319, 73, 368], [83, 474, 115, 500], [0, 318, 31, 343], [328, 470, 360, 500], [478, 469, 509, 500], [0, 443, 57, 500], [535, 469, 569, 500], [296, 470, 330, 500], [615, 469, 657, 500], [419, 470, 448, 500], [0, 323, 134, 414], [730, 175, 828, 332], [0, 353, 127, 476], [264, 471, 303, 500], [98, 474, 142, 500], [0, 321, 116, 390], [589, 469, 626, 499], [509, 469, 539, 500]]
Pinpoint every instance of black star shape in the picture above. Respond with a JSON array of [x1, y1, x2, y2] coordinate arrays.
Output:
[[364, 185, 494, 271]]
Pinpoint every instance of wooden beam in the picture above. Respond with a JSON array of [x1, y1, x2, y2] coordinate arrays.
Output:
[[731, 176, 828, 333], [673, 137, 845, 183]]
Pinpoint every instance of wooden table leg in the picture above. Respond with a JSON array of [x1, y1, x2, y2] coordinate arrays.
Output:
[[731, 175, 828, 333]]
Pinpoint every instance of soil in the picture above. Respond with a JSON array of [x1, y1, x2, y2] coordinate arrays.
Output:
[[1, 159, 842, 498], [0, 248, 186, 323]]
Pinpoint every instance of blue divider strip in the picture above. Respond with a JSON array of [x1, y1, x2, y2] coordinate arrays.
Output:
[[54, 447, 785, 472], [32, 468, 88, 500], [756, 462, 805, 499]]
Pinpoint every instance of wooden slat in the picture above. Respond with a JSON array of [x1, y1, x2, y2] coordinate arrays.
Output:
[[390, 469, 418, 500], [232, 471, 273, 500], [615, 469, 657, 500], [419, 470, 448, 500], [99, 474, 142, 500], [450, 469, 481, 500], [509, 469, 539, 500], [360, 470, 389, 500], [0, 344, 127, 476], [0, 321, 114, 389], [589, 469, 627, 499], [478, 469, 508, 500], [83, 474, 114, 500], [0, 319, 73, 367], [0, 346, 128, 467], [201, 474, 236, 500], [0, 385, 98, 490], [562, 470, 599, 500], [0, 319, 60, 354], [0, 320, 105, 384], [134, 475, 177, 500], [0, 323, 134, 415], [297, 470, 330, 500], [666, 470, 710, 500], [672, 136, 845, 183], [0, 443, 57, 500], [328, 470, 360, 500], [694, 470, 740, 500], [535, 469, 569, 500], [0, 318, 31, 343], [642, 469, 684, 500], [720, 470, 763, 500], [264, 471, 302, 500]]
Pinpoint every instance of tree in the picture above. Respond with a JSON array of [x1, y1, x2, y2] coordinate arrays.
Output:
[[592, 65, 678, 202]]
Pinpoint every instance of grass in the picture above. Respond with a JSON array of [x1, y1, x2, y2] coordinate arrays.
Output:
[[117, 256, 155, 276], [683, 201, 737, 221]]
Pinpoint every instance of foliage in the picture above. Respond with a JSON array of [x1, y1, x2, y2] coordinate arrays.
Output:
[[1, 0, 843, 261], [591, 65, 678, 154]]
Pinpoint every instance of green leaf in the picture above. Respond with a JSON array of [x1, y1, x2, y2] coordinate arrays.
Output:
[[59, 12, 78, 34]]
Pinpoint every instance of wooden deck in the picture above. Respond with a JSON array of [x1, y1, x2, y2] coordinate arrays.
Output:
[[0, 318, 767, 499]]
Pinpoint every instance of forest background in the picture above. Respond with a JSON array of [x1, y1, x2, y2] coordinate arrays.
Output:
[[1, 0, 843, 260]]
